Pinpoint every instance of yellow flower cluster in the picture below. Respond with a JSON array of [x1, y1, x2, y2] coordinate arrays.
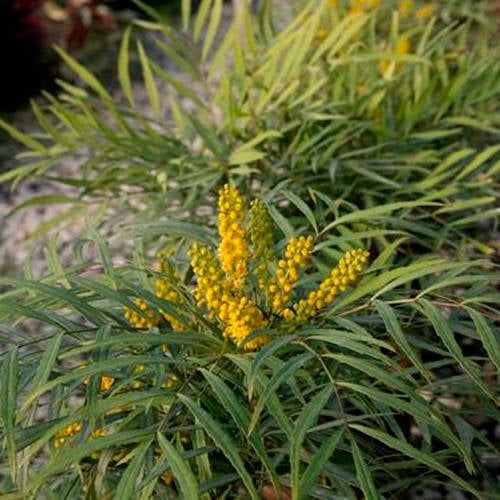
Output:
[[54, 422, 106, 448], [124, 298, 160, 330], [124, 249, 187, 335], [189, 243, 226, 315], [125, 184, 369, 351], [90, 428, 106, 439], [268, 235, 314, 312], [84, 374, 114, 392], [54, 422, 82, 447], [249, 199, 275, 290], [189, 241, 269, 348], [218, 184, 250, 290], [219, 295, 270, 350], [156, 253, 185, 332], [281, 248, 369, 329]]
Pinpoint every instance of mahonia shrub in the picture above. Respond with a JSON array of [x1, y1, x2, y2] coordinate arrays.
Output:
[[0, 186, 497, 498], [124, 184, 369, 350]]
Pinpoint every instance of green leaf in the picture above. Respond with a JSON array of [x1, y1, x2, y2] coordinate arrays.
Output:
[[466, 308, 500, 373], [338, 382, 473, 472], [291, 386, 332, 499], [350, 425, 480, 498], [227, 355, 293, 438], [54, 46, 110, 100], [31, 333, 63, 390], [228, 148, 266, 166], [193, 0, 212, 42], [178, 394, 259, 500], [137, 41, 160, 117], [350, 437, 380, 500], [85, 221, 116, 287], [29, 430, 153, 493], [249, 353, 313, 435], [1, 347, 18, 482], [418, 299, 496, 402], [118, 26, 135, 107], [8, 195, 80, 216], [267, 204, 295, 240], [374, 300, 433, 383], [114, 441, 152, 500], [320, 201, 438, 235], [456, 144, 500, 180], [200, 369, 280, 492], [298, 428, 344, 499], [281, 190, 318, 234], [182, 0, 191, 31], [333, 259, 468, 312], [157, 432, 199, 499], [202, 0, 222, 61], [325, 353, 414, 395], [0, 119, 47, 152]]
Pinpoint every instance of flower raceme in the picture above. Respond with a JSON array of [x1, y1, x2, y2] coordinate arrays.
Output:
[[125, 185, 369, 350], [281, 248, 369, 331], [218, 183, 249, 290]]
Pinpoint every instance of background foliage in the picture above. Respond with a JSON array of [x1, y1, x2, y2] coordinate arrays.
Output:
[[0, 0, 499, 498]]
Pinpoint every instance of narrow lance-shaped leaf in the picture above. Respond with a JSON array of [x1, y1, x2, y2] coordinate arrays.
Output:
[[350, 424, 481, 498], [1, 347, 18, 482], [178, 394, 259, 500], [118, 26, 134, 107], [157, 432, 199, 500], [298, 428, 344, 499], [374, 300, 434, 383], [418, 299, 496, 402], [291, 386, 332, 499], [248, 353, 313, 435], [202, 0, 222, 61], [200, 369, 280, 493], [350, 437, 380, 500], [466, 307, 500, 373], [114, 441, 152, 500], [137, 41, 160, 117]]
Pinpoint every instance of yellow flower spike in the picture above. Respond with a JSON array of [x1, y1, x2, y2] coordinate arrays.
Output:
[[415, 3, 435, 19], [249, 199, 275, 291], [188, 243, 226, 314], [268, 235, 314, 312], [282, 248, 369, 331], [124, 298, 160, 330], [217, 184, 250, 290], [156, 256, 186, 332]]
